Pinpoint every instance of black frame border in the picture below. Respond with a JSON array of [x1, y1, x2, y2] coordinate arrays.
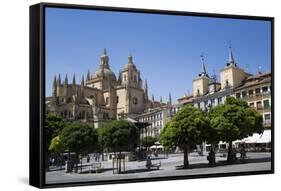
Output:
[[29, 2, 275, 188]]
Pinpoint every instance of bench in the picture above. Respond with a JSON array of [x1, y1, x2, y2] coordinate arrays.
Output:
[[90, 162, 104, 173], [146, 161, 161, 170]]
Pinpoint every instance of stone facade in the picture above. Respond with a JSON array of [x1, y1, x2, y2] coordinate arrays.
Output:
[[234, 72, 272, 129], [193, 47, 250, 111], [191, 47, 272, 129], [46, 49, 156, 128]]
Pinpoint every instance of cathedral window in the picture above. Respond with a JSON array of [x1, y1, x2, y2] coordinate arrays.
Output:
[[116, 96, 119, 104], [67, 97, 71, 103], [124, 75, 127, 82], [106, 97, 109, 105], [132, 97, 138, 105]]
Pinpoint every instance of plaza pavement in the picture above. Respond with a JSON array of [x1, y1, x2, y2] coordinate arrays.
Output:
[[46, 152, 271, 184]]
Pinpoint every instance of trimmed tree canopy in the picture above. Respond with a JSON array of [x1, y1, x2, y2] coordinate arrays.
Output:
[[209, 97, 263, 143], [59, 122, 98, 154], [102, 120, 138, 152], [160, 105, 209, 149]]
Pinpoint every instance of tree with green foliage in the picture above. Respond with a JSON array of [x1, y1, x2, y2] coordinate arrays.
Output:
[[45, 114, 65, 148], [209, 97, 263, 162], [141, 136, 157, 148], [49, 135, 63, 169], [102, 120, 138, 173], [49, 135, 63, 153], [59, 122, 98, 172], [160, 106, 209, 168], [45, 113, 65, 171]]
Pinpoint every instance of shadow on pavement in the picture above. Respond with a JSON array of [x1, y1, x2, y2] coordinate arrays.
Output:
[[175, 157, 271, 170], [121, 168, 163, 174]]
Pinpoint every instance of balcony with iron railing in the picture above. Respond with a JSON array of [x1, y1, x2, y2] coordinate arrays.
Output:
[[249, 105, 271, 111]]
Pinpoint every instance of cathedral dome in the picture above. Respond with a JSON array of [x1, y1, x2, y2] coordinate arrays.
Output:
[[91, 68, 117, 81], [90, 48, 117, 81]]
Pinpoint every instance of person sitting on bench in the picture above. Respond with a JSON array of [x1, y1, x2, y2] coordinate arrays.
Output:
[[146, 156, 161, 170]]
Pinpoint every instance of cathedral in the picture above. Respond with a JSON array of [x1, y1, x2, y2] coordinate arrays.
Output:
[[45, 49, 163, 128]]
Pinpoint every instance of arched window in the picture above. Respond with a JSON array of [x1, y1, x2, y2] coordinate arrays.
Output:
[[116, 96, 119, 104], [106, 97, 109, 105], [225, 80, 229, 87], [124, 74, 127, 82], [132, 97, 138, 105], [67, 97, 71, 103]]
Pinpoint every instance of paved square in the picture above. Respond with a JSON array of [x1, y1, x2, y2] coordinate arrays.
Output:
[[46, 152, 271, 184]]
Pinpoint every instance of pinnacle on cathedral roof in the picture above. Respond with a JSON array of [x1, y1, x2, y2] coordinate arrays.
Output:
[[168, 92, 172, 105], [57, 74, 61, 85], [53, 75, 57, 86], [81, 75, 85, 85], [125, 53, 137, 70], [64, 74, 68, 85], [87, 69, 90, 81], [72, 74, 76, 85]]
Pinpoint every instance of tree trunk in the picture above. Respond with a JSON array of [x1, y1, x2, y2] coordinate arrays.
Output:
[[80, 155, 83, 173], [227, 141, 233, 162], [212, 144, 216, 164], [74, 153, 79, 173], [118, 151, 122, 174], [183, 147, 189, 169]]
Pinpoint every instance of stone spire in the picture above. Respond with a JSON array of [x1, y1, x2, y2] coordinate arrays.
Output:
[[57, 74, 61, 85], [64, 74, 68, 85], [199, 53, 208, 77], [152, 94, 154, 102], [87, 69, 90, 81], [125, 53, 136, 69], [52, 75, 57, 97], [128, 53, 133, 64], [144, 80, 148, 97], [72, 74, 76, 85], [227, 43, 236, 66], [81, 75, 84, 86], [168, 92, 172, 105], [100, 48, 109, 69], [81, 75, 84, 96], [160, 96, 163, 104]]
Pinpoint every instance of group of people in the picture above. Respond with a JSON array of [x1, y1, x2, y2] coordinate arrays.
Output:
[[86, 153, 101, 163], [207, 145, 247, 165]]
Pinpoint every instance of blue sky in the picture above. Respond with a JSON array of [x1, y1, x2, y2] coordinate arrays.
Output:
[[45, 7, 271, 103]]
